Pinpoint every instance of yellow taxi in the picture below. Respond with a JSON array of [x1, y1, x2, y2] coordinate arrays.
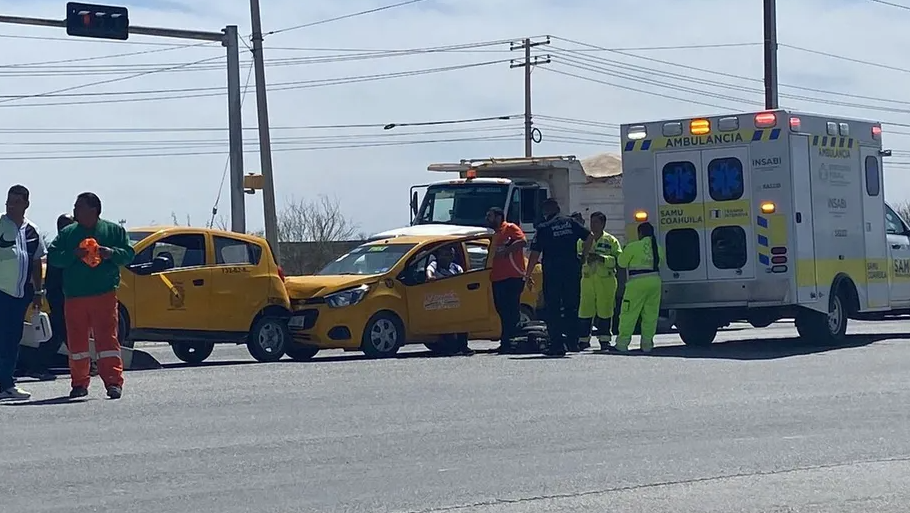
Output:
[[283, 233, 542, 359], [33, 227, 291, 364]]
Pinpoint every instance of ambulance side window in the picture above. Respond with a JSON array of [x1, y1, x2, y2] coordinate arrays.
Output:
[[707, 158, 744, 201], [662, 162, 697, 204], [865, 156, 880, 196]]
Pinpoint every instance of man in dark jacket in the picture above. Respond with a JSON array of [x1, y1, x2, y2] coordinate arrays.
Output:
[[23, 214, 75, 380]]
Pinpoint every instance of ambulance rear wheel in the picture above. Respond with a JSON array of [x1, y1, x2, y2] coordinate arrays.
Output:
[[795, 292, 848, 345], [676, 312, 717, 347]]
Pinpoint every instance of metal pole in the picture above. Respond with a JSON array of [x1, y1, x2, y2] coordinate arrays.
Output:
[[763, 0, 778, 109], [523, 38, 532, 157], [249, 0, 280, 260], [223, 25, 246, 233]]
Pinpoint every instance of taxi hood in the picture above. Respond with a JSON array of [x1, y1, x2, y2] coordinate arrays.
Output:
[[284, 274, 380, 299]]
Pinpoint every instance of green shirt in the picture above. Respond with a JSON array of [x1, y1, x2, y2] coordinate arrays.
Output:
[[47, 219, 135, 298]]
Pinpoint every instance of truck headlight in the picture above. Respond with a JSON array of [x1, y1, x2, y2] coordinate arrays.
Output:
[[324, 284, 369, 308]]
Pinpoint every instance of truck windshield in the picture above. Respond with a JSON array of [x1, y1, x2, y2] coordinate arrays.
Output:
[[415, 183, 509, 226], [317, 243, 416, 276]]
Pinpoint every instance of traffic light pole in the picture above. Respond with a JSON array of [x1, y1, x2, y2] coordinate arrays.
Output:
[[0, 13, 247, 233]]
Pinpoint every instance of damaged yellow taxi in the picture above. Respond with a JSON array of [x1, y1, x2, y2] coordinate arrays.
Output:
[[283, 233, 542, 359]]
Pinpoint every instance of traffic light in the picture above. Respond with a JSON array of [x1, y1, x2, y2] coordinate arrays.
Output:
[[65, 2, 129, 41]]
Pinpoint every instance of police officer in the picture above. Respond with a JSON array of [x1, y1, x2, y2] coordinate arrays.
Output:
[[577, 212, 622, 352], [525, 199, 594, 356], [616, 221, 665, 353]]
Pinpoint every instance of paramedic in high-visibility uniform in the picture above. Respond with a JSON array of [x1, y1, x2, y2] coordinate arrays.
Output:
[[576, 212, 621, 351], [616, 221, 665, 353]]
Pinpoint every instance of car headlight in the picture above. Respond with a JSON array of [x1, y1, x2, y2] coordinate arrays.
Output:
[[324, 284, 369, 308]]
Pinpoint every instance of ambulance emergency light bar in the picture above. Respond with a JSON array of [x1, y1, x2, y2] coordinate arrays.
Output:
[[624, 112, 883, 140]]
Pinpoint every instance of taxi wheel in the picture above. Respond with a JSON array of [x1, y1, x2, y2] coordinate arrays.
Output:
[[361, 312, 404, 358], [172, 342, 214, 364], [247, 317, 288, 363], [118, 305, 133, 349]]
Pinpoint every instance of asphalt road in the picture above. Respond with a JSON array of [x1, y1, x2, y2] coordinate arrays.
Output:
[[4, 321, 910, 512]]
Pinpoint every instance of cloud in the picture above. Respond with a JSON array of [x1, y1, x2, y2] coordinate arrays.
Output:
[[0, 0, 908, 237]]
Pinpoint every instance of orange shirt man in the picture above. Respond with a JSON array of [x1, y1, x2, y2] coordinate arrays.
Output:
[[485, 207, 526, 353]]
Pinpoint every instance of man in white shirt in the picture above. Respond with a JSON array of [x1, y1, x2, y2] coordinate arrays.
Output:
[[425, 246, 463, 281], [424, 245, 472, 356], [0, 185, 46, 401]]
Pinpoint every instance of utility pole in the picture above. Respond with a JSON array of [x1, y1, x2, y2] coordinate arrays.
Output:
[[0, 8, 246, 234], [248, 0, 280, 261], [763, 0, 778, 109], [511, 37, 549, 157]]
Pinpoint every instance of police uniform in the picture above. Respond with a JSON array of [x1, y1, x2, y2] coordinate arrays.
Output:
[[576, 232, 621, 349], [616, 235, 665, 352], [529, 214, 591, 353]]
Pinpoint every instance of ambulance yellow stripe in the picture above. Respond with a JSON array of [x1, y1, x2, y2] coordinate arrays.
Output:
[[623, 128, 781, 152]]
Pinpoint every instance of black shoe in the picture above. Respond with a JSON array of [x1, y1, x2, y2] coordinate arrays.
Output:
[[26, 370, 56, 382], [495, 345, 513, 354], [106, 385, 122, 400], [457, 348, 475, 356], [543, 348, 566, 357], [69, 386, 88, 399]]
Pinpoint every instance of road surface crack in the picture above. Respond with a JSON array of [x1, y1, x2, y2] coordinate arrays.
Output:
[[406, 454, 910, 512]]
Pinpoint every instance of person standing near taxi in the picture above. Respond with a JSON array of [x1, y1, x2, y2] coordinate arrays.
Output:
[[486, 207, 526, 354], [47, 192, 134, 399], [576, 212, 622, 352], [525, 199, 594, 356], [0, 185, 46, 401], [616, 222, 665, 353]]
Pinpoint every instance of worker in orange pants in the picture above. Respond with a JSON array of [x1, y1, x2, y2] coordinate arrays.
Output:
[[64, 291, 122, 394], [47, 192, 134, 399]]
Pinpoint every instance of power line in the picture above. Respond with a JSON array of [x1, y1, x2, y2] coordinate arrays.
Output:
[[0, 134, 523, 161], [0, 114, 521, 134], [211, 59, 256, 228], [0, 59, 511, 107], [0, 40, 219, 68], [548, 41, 910, 115], [869, 0, 910, 10], [266, 0, 429, 36], [0, 55, 225, 105], [0, 126, 523, 148], [263, 41, 760, 53], [0, 32, 191, 46]]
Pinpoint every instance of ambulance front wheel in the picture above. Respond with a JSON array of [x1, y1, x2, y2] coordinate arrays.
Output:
[[675, 311, 718, 347]]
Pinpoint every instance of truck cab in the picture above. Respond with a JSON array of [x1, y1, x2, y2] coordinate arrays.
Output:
[[408, 155, 624, 240]]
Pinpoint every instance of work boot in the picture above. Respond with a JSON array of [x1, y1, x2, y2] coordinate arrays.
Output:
[[106, 385, 122, 400], [69, 386, 88, 399]]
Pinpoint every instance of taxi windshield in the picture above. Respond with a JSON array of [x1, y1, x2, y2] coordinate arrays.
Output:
[[317, 243, 416, 276], [127, 231, 153, 247]]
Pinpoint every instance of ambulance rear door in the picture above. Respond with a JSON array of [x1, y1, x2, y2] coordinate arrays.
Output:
[[702, 146, 755, 281], [655, 150, 707, 282]]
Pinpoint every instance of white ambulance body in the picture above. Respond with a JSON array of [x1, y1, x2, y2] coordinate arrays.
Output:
[[621, 109, 910, 346]]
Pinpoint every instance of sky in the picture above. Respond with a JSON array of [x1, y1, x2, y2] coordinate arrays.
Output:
[[1, 0, 910, 238]]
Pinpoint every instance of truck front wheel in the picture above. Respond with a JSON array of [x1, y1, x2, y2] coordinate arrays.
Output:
[[675, 311, 718, 347]]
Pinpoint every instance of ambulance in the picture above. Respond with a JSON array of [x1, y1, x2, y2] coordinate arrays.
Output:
[[621, 109, 910, 346]]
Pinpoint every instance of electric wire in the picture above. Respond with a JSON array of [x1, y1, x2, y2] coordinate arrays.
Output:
[[265, 0, 429, 36]]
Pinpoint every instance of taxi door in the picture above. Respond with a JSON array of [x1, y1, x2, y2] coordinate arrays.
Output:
[[207, 234, 269, 332], [405, 239, 493, 335], [129, 232, 212, 331]]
